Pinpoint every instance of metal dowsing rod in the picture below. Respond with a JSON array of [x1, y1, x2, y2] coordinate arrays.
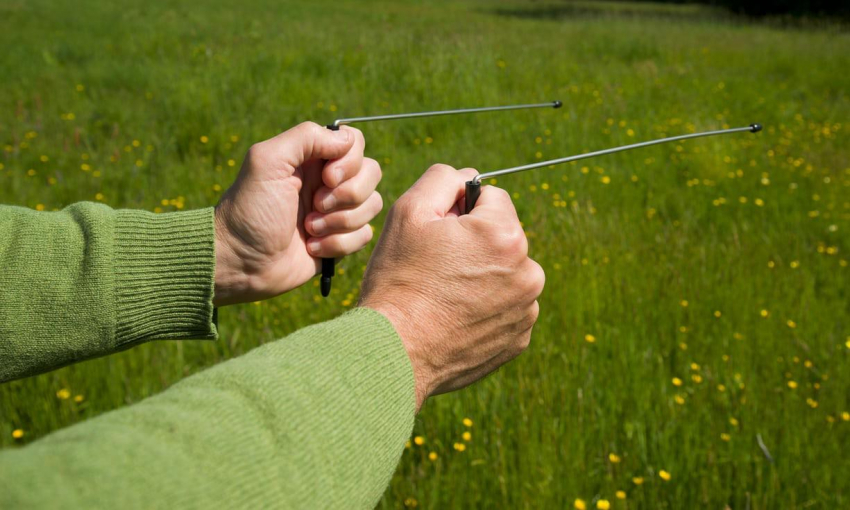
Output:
[[463, 123, 763, 214], [318, 100, 563, 297]]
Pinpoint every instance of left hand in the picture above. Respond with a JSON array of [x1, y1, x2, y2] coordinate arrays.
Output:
[[213, 122, 382, 306]]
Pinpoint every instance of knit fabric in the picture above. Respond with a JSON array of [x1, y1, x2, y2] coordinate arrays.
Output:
[[0, 203, 217, 382], [0, 204, 416, 508]]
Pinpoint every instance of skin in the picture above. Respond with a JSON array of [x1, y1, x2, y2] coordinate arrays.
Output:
[[212, 125, 544, 412], [213, 122, 382, 306], [359, 165, 546, 412]]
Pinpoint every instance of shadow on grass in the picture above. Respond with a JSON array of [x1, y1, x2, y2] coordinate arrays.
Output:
[[486, 1, 850, 31], [487, 1, 730, 25]]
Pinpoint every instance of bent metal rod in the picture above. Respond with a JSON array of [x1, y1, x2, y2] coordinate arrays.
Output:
[[464, 123, 763, 214], [318, 100, 563, 297]]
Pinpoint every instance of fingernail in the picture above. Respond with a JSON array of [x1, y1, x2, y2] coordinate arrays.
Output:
[[333, 129, 350, 142], [308, 241, 321, 254], [322, 194, 337, 211], [311, 217, 327, 235]]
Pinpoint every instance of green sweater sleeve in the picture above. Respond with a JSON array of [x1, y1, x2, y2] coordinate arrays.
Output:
[[0, 307, 415, 509], [0, 203, 218, 382]]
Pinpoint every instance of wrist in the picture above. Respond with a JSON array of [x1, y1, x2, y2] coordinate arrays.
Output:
[[358, 301, 433, 412], [213, 206, 250, 307]]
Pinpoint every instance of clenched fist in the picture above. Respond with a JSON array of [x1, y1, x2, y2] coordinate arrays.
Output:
[[214, 122, 382, 306], [359, 165, 545, 411]]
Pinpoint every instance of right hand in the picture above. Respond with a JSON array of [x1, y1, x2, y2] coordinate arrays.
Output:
[[359, 165, 545, 412]]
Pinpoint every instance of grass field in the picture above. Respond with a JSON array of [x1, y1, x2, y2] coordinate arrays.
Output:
[[1, 0, 849, 507]]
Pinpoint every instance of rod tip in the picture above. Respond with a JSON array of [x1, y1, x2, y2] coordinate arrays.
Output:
[[750, 123, 763, 133], [321, 277, 331, 297], [553, 100, 563, 109]]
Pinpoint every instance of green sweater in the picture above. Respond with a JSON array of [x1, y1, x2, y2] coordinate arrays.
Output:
[[0, 203, 415, 508]]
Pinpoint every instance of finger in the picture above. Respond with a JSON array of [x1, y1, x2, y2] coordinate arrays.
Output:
[[322, 126, 365, 188], [258, 121, 354, 173], [306, 191, 383, 236], [402, 165, 479, 217], [464, 185, 520, 224], [306, 224, 374, 258], [521, 259, 546, 301], [314, 157, 382, 213]]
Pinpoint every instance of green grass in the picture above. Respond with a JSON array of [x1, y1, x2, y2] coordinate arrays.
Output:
[[1, 0, 849, 507]]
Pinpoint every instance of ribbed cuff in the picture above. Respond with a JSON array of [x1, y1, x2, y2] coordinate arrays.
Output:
[[113, 207, 218, 347]]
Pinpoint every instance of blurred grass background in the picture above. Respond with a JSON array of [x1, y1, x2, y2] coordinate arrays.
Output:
[[1, 0, 848, 508]]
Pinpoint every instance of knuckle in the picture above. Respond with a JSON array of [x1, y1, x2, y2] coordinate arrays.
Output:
[[369, 159, 383, 180], [523, 261, 546, 297], [297, 121, 322, 134], [512, 332, 532, 357], [245, 143, 268, 169], [491, 186, 511, 201], [428, 163, 455, 176], [363, 224, 374, 243], [493, 224, 528, 259], [337, 209, 354, 230], [527, 301, 541, 325]]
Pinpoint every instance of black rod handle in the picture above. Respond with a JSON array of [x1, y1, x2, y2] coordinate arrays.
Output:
[[463, 181, 481, 215], [319, 124, 341, 297]]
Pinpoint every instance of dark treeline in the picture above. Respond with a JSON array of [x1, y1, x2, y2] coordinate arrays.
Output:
[[632, 0, 849, 18]]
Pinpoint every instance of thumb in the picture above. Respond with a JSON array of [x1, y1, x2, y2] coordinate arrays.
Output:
[[261, 122, 354, 171], [404, 165, 479, 218]]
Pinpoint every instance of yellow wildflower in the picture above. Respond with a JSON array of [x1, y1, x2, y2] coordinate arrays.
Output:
[[74, 395, 84, 403], [597, 500, 611, 510], [584, 334, 596, 343], [453, 442, 466, 452], [574, 499, 587, 510], [413, 436, 424, 446], [200, 136, 209, 143], [659, 470, 671, 481], [672, 377, 683, 387], [608, 453, 621, 463], [632, 477, 644, 485], [56, 388, 71, 400], [462, 431, 472, 442], [786, 320, 796, 328], [12, 429, 24, 439], [787, 381, 798, 389], [463, 418, 473, 427], [841, 412, 849, 421], [720, 433, 731, 441], [616, 491, 626, 499], [428, 452, 438, 461]]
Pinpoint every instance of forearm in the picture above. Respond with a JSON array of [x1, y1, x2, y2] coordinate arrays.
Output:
[[0, 308, 415, 509], [0, 204, 217, 382]]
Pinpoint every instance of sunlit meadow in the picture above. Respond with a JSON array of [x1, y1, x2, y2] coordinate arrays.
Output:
[[1, 0, 848, 508]]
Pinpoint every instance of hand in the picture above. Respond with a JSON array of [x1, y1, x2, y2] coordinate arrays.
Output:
[[214, 122, 383, 306], [359, 165, 545, 412]]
